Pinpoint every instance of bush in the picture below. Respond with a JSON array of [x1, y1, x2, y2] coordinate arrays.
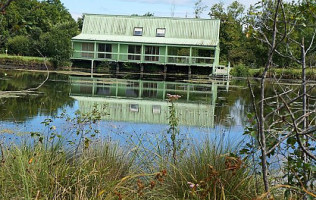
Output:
[[7, 35, 30, 56], [164, 139, 258, 199], [39, 21, 78, 67], [0, 141, 133, 199], [230, 64, 250, 77]]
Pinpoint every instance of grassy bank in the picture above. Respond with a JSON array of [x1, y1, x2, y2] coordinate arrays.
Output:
[[231, 65, 316, 80], [0, 54, 53, 69], [249, 67, 316, 79], [0, 137, 259, 199]]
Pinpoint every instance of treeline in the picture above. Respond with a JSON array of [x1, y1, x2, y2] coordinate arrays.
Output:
[[0, 0, 78, 67], [206, 0, 316, 69]]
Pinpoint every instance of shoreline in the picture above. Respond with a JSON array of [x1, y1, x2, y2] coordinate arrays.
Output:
[[1, 54, 315, 81]]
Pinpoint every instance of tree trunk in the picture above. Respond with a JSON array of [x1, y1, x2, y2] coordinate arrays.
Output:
[[301, 38, 307, 163], [258, 0, 283, 193]]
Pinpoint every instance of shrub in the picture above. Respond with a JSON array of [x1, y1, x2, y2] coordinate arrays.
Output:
[[0, 141, 133, 199], [7, 35, 30, 56], [163, 139, 259, 199], [230, 64, 250, 77], [39, 21, 78, 67]]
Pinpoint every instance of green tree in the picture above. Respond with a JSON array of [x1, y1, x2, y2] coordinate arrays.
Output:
[[0, 0, 78, 66], [143, 12, 154, 16], [39, 21, 78, 67], [208, 1, 247, 66], [77, 15, 84, 31], [7, 35, 30, 55]]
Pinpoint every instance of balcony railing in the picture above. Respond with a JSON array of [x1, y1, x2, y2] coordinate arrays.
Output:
[[72, 50, 215, 66]]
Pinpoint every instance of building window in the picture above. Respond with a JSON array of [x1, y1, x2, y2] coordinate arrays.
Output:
[[82, 43, 94, 58], [152, 105, 161, 114], [145, 46, 159, 61], [156, 28, 166, 37], [98, 44, 112, 59], [130, 104, 139, 112], [134, 27, 143, 36], [128, 45, 141, 60]]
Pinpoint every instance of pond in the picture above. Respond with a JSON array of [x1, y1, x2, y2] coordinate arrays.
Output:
[[1, 69, 309, 147]]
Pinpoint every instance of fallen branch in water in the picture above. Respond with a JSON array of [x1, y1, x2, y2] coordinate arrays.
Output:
[[0, 55, 49, 98]]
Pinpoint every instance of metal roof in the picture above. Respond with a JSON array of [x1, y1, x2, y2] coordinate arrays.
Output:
[[72, 14, 220, 46]]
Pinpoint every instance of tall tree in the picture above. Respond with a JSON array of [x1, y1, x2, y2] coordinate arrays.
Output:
[[209, 1, 247, 66]]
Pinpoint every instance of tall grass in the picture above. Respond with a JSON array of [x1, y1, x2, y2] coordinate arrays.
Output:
[[161, 139, 259, 200], [0, 135, 260, 199], [0, 140, 133, 199]]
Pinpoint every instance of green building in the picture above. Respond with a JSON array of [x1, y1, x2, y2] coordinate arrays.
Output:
[[71, 14, 227, 75]]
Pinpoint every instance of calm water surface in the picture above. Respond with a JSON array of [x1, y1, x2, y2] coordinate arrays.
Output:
[[0, 70, 255, 145]]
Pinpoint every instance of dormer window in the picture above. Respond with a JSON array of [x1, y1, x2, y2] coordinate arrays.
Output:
[[134, 27, 143, 36], [156, 28, 166, 37]]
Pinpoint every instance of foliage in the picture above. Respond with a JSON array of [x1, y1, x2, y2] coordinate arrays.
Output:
[[209, 1, 248, 67], [39, 21, 78, 67], [131, 12, 154, 17], [194, 0, 207, 18], [164, 139, 258, 199], [0, 54, 53, 68], [0, 0, 77, 67], [0, 0, 14, 13], [230, 64, 250, 77], [77, 15, 84, 31], [0, 140, 133, 199], [167, 94, 181, 164], [6, 35, 30, 56]]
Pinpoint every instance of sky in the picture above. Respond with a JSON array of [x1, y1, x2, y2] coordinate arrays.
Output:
[[60, 0, 260, 20]]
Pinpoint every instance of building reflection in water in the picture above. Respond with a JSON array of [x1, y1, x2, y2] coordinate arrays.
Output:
[[69, 76, 229, 128]]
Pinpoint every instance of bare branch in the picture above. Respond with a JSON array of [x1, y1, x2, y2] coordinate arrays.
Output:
[[280, 95, 316, 161], [266, 131, 293, 155], [265, 85, 316, 120], [306, 28, 316, 54], [298, 126, 316, 136]]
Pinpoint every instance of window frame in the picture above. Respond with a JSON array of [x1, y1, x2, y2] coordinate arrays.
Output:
[[133, 27, 143, 36], [156, 28, 166, 37]]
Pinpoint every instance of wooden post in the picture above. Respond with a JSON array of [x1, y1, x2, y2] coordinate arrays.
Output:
[[188, 66, 192, 75], [116, 62, 120, 74], [140, 64, 144, 79], [164, 65, 167, 73], [91, 60, 94, 77], [165, 46, 169, 64], [94, 41, 97, 59], [141, 44, 144, 63], [189, 47, 192, 65], [138, 80, 143, 98], [140, 64, 144, 73], [117, 43, 120, 61]]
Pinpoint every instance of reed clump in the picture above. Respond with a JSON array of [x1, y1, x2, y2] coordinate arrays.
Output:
[[0, 141, 133, 199]]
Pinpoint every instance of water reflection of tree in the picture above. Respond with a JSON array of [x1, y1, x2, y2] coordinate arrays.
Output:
[[215, 80, 252, 127], [0, 71, 74, 122]]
